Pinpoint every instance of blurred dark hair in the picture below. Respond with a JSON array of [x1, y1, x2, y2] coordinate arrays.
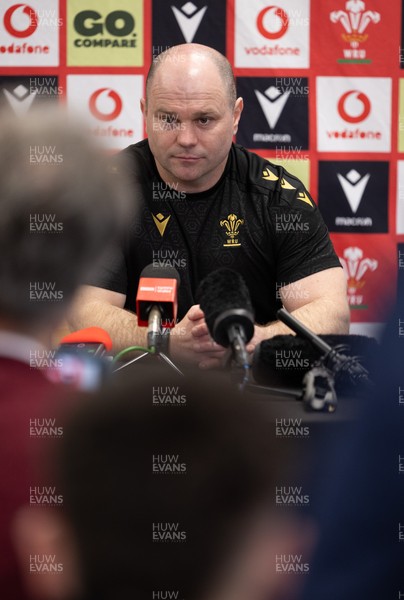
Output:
[[0, 106, 130, 326], [54, 368, 278, 600]]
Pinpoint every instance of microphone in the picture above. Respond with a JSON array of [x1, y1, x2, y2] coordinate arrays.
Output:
[[196, 268, 254, 368], [136, 264, 180, 350], [253, 333, 377, 392], [46, 327, 113, 390], [276, 308, 374, 388], [58, 326, 112, 356], [273, 309, 374, 410]]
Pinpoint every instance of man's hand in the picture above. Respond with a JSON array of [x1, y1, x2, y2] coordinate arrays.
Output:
[[170, 304, 227, 369], [246, 325, 271, 355]]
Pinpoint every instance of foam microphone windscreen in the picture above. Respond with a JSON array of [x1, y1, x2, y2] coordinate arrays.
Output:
[[196, 268, 254, 346], [59, 326, 113, 352], [140, 264, 181, 284], [253, 334, 378, 393]]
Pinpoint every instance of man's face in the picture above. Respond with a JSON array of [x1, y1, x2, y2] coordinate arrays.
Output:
[[141, 56, 243, 193]]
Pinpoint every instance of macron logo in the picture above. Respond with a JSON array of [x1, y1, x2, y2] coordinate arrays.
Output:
[[254, 86, 290, 129], [171, 2, 207, 42], [3, 84, 36, 115], [337, 169, 370, 214]]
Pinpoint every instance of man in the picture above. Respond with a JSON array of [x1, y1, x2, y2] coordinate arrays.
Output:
[[0, 108, 129, 600], [69, 43, 349, 369], [13, 369, 314, 600]]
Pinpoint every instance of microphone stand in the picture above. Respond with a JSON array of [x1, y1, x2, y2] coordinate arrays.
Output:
[[113, 346, 184, 375], [276, 308, 373, 412], [277, 308, 372, 387], [113, 307, 183, 376]]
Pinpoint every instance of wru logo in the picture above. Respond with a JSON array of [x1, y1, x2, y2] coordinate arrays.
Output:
[[220, 213, 244, 247]]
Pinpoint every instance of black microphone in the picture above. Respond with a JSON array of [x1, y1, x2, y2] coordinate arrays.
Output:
[[276, 308, 375, 392], [196, 268, 254, 368], [136, 264, 180, 350], [253, 333, 377, 392]]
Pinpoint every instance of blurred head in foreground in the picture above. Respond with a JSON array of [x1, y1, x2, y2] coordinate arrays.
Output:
[[14, 369, 312, 600], [0, 106, 129, 342], [0, 107, 130, 599]]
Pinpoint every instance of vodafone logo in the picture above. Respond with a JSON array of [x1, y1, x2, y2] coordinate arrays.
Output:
[[235, 0, 309, 68], [4, 3, 38, 38], [317, 76, 390, 152], [68, 75, 142, 150], [89, 88, 122, 121], [257, 6, 289, 40], [338, 90, 371, 124]]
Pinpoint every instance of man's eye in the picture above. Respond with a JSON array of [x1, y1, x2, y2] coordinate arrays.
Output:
[[198, 117, 210, 125], [160, 114, 177, 124]]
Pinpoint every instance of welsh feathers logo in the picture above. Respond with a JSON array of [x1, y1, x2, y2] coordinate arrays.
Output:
[[220, 213, 244, 247], [339, 246, 378, 308], [330, 1, 381, 63]]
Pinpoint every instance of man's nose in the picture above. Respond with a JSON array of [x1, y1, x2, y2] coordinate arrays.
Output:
[[176, 122, 198, 147]]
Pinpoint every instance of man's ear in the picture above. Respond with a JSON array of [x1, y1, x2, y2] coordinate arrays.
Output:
[[233, 97, 244, 136], [140, 97, 147, 115], [12, 506, 83, 600], [140, 97, 148, 134]]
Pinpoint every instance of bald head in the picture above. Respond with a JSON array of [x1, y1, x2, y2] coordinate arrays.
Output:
[[146, 44, 237, 108], [141, 43, 243, 193]]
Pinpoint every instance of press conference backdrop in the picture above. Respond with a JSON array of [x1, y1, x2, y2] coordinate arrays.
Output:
[[1, 0, 403, 337]]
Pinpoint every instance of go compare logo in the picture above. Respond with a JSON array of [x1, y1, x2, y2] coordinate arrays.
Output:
[[73, 9, 137, 48], [67, 1, 142, 66]]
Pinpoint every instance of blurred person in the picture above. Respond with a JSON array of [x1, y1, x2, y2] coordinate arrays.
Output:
[[69, 43, 349, 370], [296, 308, 404, 600], [13, 369, 314, 600], [0, 107, 130, 600]]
